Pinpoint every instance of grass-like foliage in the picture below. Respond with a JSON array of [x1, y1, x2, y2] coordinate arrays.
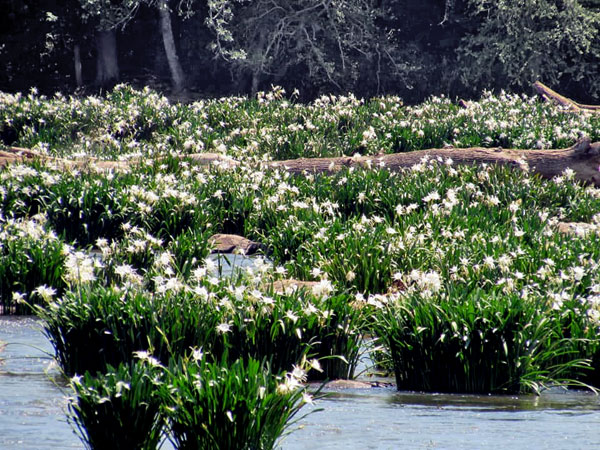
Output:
[[2, 85, 600, 162], [162, 352, 319, 450], [35, 287, 158, 376], [218, 287, 365, 380], [375, 289, 590, 394], [3, 85, 600, 417], [0, 215, 66, 313], [68, 360, 164, 450], [35, 280, 365, 380], [34, 286, 222, 377]]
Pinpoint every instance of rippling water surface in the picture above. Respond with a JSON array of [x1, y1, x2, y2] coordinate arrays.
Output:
[[2, 316, 599, 450]]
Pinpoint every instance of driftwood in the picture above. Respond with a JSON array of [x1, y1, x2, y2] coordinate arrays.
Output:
[[556, 222, 600, 237], [0, 147, 238, 170], [533, 81, 600, 113], [269, 279, 319, 294], [268, 137, 600, 186], [0, 147, 62, 167], [2, 138, 600, 186]]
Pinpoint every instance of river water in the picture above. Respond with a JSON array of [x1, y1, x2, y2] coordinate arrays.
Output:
[[2, 317, 599, 450]]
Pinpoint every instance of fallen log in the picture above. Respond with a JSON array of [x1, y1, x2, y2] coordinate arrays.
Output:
[[268, 279, 319, 295], [556, 222, 600, 237], [0, 146, 238, 170], [0, 147, 66, 167], [533, 81, 600, 113], [268, 137, 600, 186], [3, 138, 600, 186]]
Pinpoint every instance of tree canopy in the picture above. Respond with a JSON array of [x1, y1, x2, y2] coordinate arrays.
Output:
[[0, 0, 599, 102]]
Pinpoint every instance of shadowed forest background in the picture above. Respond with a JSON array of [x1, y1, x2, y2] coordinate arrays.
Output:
[[1, 0, 600, 103]]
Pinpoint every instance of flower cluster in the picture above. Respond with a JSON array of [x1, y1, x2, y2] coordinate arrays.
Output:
[[2, 85, 599, 165], [2, 86, 600, 399]]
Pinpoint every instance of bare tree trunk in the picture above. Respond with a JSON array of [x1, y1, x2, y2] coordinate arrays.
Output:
[[158, 0, 186, 93], [95, 30, 119, 87], [250, 31, 267, 96], [74, 44, 83, 88], [251, 70, 260, 96]]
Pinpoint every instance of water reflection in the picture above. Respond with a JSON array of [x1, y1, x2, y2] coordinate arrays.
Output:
[[283, 385, 600, 449], [2, 317, 600, 450], [206, 252, 264, 278], [0, 317, 80, 449], [388, 389, 600, 412]]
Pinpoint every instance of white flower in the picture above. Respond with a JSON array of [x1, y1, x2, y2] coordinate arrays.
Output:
[[301, 392, 314, 404], [498, 255, 512, 272], [563, 168, 575, 180], [308, 358, 323, 373], [33, 285, 56, 302], [193, 285, 209, 300], [312, 279, 333, 298], [291, 364, 307, 381], [297, 300, 315, 316], [423, 191, 440, 203], [163, 277, 183, 293], [115, 380, 131, 396], [508, 200, 521, 213], [64, 251, 97, 284], [204, 258, 217, 273], [155, 251, 173, 268], [362, 126, 376, 141], [367, 294, 388, 309], [285, 310, 299, 323], [96, 238, 109, 248], [487, 195, 500, 206], [12, 292, 26, 304], [420, 271, 442, 293], [216, 322, 232, 334], [277, 370, 304, 394], [258, 386, 266, 399], [133, 351, 162, 367], [191, 348, 204, 361], [193, 267, 207, 280], [114, 264, 142, 285], [572, 266, 585, 281], [483, 256, 495, 269]]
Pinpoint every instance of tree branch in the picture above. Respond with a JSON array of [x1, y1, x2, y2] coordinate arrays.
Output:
[[533, 81, 600, 113]]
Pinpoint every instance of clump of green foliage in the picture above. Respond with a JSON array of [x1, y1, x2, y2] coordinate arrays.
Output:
[[162, 353, 319, 450], [68, 360, 165, 450]]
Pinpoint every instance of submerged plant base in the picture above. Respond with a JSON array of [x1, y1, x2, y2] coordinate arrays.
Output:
[[162, 354, 319, 450], [68, 361, 164, 450], [377, 289, 592, 395]]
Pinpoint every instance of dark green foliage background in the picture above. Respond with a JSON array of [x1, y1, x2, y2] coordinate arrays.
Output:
[[0, 0, 598, 103]]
